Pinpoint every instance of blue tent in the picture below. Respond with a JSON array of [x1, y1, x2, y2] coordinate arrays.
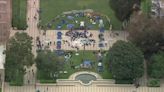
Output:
[[99, 43, 104, 47], [56, 41, 61, 49], [55, 50, 65, 56], [83, 60, 91, 66], [57, 41, 61, 45], [67, 24, 74, 29], [99, 27, 105, 32], [57, 32, 62, 39], [57, 32, 62, 35]]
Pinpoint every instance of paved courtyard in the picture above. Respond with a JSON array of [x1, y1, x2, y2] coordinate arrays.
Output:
[[4, 0, 164, 92]]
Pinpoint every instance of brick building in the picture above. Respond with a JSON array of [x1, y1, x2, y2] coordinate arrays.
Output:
[[0, 0, 11, 44]]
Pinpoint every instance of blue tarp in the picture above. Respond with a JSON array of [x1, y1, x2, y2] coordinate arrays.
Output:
[[100, 27, 105, 32]]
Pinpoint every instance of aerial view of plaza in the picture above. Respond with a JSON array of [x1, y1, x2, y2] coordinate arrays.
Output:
[[0, 0, 164, 92]]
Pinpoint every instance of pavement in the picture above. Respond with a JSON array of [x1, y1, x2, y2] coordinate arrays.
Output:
[[4, 0, 164, 92]]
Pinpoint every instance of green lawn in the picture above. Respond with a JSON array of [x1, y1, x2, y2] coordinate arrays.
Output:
[[12, 0, 27, 30], [141, 0, 152, 15], [40, 0, 122, 30], [58, 51, 112, 79]]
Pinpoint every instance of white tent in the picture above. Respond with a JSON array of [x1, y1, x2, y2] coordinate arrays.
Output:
[[80, 21, 85, 27], [98, 62, 102, 67]]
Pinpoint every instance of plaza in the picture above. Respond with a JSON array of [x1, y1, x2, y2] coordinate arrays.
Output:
[[0, 0, 164, 92]]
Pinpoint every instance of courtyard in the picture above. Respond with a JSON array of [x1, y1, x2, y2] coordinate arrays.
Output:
[[2, 0, 164, 92], [39, 0, 122, 30]]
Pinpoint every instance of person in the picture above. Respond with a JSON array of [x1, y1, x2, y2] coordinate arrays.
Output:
[[28, 80, 30, 84], [47, 87, 48, 91]]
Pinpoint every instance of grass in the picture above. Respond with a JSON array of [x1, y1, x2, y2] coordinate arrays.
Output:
[[12, 0, 27, 30], [40, 0, 122, 30], [58, 51, 112, 79], [37, 50, 112, 84], [141, 0, 152, 15]]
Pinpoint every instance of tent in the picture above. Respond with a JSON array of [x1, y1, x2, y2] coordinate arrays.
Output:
[[67, 24, 74, 29], [57, 32, 62, 39], [99, 27, 105, 32], [56, 41, 61, 49], [83, 60, 92, 68]]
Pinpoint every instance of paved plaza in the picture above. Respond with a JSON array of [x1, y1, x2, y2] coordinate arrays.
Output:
[[3, 0, 164, 92]]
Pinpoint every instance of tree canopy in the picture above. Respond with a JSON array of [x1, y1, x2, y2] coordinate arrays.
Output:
[[149, 51, 164, 78], [107, 40, 144, 80], [5, 32, 34, 85], [127, 14, 164, 56], [109, 0, 140, 21], [36, 50, 64, 80]]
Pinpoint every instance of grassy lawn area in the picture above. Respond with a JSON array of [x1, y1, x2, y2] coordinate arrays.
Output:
[[58, 50, 112, 79], [141, 0, 152, 15], [12, 0, 27, 30], [40, 0, 122, 30]]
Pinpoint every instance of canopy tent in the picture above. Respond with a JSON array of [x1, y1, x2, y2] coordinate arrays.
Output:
[[57, 32, 62, 39], [83, 60, 92, 68], [80, 21, 85, 27], [98, 62, 102, 67], [67, 24, 74, 29], [56, 41, 61, 49]]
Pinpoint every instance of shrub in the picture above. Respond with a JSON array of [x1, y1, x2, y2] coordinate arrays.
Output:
[[12, 0, 27, 30], [147, 79, 160, 87], [115, 79, 133, 84], [9, 80, 23, 86], [39, 80, 56, 83]]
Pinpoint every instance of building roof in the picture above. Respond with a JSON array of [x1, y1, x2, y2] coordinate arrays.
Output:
[[0, 45, 5, 69]]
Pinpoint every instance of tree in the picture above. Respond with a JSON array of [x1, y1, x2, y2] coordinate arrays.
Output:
[[5, 32, 34, 85], [128, 14, 164, 56], [36, 50, 64, 80], [149, 51, 164, 78], [107, 40, 144, 81], [109, 0, 140, 21]]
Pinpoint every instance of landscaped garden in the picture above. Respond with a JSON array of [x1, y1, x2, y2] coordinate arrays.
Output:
[[36, 50, 112, 83], [39, 0, 122, 30], [12, 0, 27, 30]]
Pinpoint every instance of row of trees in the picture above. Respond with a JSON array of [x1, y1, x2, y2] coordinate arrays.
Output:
[[127, 14, 164, 79], [107, 13, 164, 84], [5, 33, 34, 85], [5, 32, 63, 84]]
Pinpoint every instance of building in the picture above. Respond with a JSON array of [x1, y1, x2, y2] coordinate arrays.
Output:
[[0, 45, 5, 92], [0, 0, 11, 44]]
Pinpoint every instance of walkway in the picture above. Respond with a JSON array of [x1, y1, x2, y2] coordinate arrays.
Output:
[[4, 0, 164, 92]]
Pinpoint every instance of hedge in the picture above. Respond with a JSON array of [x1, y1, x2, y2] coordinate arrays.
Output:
[[115, 79, 133, 84], [12, 0, 27, 30], [147, 79, 160, 87]]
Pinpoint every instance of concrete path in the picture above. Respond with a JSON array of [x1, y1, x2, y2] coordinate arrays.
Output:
[[4, 0, 164, 92]]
